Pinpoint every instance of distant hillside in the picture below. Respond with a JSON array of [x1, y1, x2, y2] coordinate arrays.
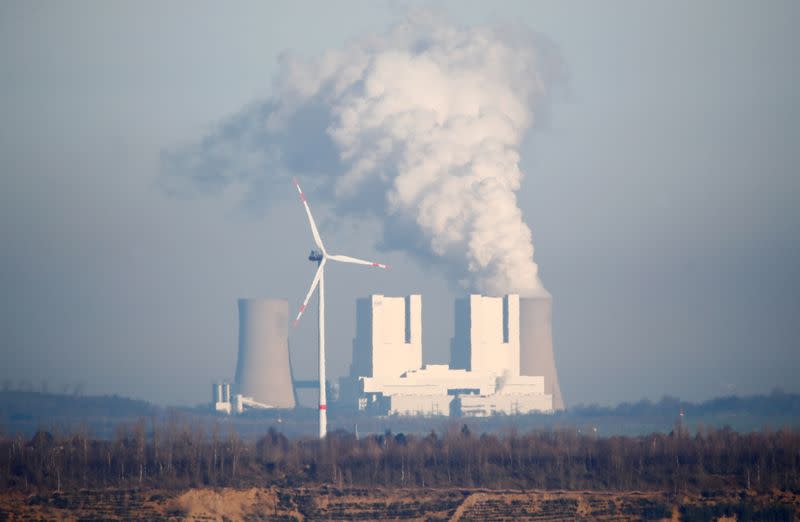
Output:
[[572, 389, 800, 419], [561, 389, 800, 434], [1, 389, 798, 439], [336, 390, 800, 438], [0, 391, 160, 437]]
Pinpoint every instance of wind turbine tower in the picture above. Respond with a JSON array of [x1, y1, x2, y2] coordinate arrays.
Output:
[[293, 179, 388, 439]]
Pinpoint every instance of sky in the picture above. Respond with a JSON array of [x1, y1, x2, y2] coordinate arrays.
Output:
[[1, 1, 798, 407]]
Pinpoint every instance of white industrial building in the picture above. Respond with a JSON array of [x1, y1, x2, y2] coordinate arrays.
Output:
[[342, 294, 554, 417], [212, 382, 232, 414]]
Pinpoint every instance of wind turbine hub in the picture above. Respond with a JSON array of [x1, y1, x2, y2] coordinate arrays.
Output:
[[308, 250, 324, 263]]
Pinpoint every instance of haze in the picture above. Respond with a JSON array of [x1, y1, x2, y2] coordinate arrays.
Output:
[[1, 1, 797, 407]]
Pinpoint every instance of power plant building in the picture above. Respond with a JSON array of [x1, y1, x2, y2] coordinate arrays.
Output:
[[451, 294, 520, 376], [343, 294, 555, 417], [351, 294, 422, 379]]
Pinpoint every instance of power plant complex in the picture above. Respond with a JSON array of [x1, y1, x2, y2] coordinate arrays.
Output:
[[209, 180, 564, 437], [344, 293, 562, 416], [213, 293, 563, 418]]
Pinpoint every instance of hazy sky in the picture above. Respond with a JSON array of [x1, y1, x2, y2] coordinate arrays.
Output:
[[1, 1, 798, 407]]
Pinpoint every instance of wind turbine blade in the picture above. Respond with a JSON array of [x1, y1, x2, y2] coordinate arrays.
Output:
[[328, 254, 389, 269], [293, 260, 326, 326], [293, 179, 326, 254]]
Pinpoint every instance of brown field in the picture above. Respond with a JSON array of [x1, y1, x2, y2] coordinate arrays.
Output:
[[0, 487, 797, 521]]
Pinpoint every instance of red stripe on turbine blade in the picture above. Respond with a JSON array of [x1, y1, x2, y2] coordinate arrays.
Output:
[[372, 263, 379, 267], [293, 306, 306, 327], [319, 405, 327, 410]]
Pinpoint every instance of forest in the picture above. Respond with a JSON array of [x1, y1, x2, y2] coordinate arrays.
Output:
[[2, 417, 799, 495]]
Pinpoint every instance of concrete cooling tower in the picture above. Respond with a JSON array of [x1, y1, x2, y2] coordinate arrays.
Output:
[[520, 295, 565, 410], [234, 298, 296, 409]]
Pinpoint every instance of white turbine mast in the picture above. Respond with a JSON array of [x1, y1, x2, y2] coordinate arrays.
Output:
[[292, 179, 388, 439]]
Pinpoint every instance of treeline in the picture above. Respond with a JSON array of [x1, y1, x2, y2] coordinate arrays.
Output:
[[2, 419, 799, 494]]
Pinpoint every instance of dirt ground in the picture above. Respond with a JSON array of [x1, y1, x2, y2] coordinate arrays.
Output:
[[0, 486, 797, 521]]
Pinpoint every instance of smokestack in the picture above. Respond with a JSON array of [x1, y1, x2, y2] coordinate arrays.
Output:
[[520, 295, 564, 410], [234, 298, 296, 408]]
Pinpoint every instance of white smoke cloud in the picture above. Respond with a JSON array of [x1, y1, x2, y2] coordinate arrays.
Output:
[[162, 12, 563, 297]]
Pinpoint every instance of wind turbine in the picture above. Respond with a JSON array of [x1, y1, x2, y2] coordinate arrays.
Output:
[[292, 179, 388, 439]]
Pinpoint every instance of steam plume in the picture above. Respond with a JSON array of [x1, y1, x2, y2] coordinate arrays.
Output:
[[162, 12, 562, 296]]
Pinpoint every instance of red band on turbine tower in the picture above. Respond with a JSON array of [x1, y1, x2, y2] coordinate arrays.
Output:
[[319, 404, 327, 410]]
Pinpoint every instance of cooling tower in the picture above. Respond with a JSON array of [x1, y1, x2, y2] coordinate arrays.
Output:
[[520, 295, 565, 410], [234, 298, 296, 409]]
